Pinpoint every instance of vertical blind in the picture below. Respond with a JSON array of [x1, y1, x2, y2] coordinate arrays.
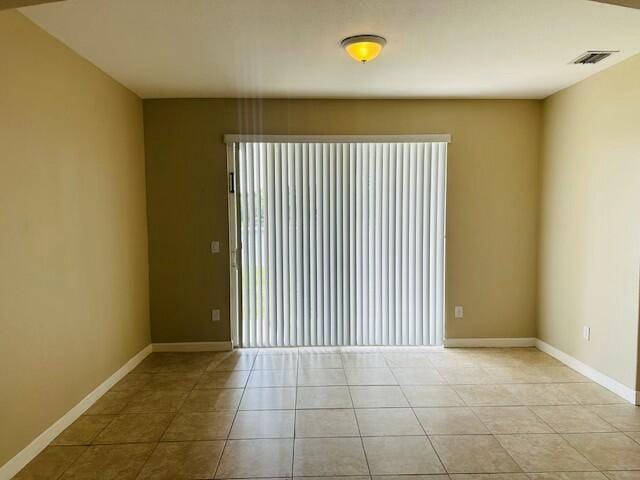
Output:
[[233, 140, 447, 347]]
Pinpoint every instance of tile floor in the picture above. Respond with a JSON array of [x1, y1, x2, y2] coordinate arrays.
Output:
[[12, 347, 640, 479]]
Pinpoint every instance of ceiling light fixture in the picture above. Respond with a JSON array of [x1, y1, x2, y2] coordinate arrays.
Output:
[[341, 34, 386, 63]]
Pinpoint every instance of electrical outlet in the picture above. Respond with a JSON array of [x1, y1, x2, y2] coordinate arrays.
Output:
[[211, 309, 220, 322], [211, 241, 220, 254], [583, 326, 591, 341], [454, 306, 464, 319]]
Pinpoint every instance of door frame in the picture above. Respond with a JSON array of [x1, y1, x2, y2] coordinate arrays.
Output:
[[226, 143, 241, 347]]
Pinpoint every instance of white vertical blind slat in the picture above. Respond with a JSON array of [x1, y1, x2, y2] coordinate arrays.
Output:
[[237, 140, 446, 347]]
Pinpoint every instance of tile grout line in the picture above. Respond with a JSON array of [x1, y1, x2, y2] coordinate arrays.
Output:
[[345, 367, 373, 478], [21, 349, 638, 479], [290, 349, 300, 478], [212, 351, 256, 480], [151, 352, 228, 480], [47, 353, 194, 480], [388, 355, 448, 475]]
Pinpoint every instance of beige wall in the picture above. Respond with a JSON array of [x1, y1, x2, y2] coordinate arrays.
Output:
[[539, 54, 640, 390], [144, 98, 541, 343], [0, 11, 150, 465]]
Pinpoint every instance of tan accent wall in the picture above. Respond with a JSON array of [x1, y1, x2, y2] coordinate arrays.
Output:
[[143, 98, 541, 344], [0, 11, 150, 465], [539, 54, 640, 390]]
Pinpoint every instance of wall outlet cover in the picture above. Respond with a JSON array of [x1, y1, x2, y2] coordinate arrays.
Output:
[[454, 306, 464, 319], [211, 241, 220, 253], [211, 309, 220, 322]]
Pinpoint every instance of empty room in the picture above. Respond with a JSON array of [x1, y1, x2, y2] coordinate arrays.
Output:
[[1, 0, 640, 478]]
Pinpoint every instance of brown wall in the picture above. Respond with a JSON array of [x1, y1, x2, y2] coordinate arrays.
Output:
[[0, 11, 150, 465], [539, 54, 640, 390], [143, 98, 542, 344]]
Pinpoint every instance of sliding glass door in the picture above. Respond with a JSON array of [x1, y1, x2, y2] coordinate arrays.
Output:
[[227, 136, 447, 347]]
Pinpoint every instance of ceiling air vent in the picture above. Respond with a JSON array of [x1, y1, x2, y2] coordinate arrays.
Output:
[[572, 51, 618, 64]]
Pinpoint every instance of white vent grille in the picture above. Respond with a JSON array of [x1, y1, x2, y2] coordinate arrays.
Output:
[[572, 51, 618, 64]]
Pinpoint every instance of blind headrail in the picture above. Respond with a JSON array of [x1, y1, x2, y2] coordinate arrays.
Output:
[[223, 134, 451, 144]]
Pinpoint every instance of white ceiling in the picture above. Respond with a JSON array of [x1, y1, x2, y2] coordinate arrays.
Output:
[[20, 0, 640, 99]]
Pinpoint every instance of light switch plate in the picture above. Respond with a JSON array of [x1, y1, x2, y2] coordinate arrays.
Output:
[[583, 326, 591, 341], [211, 309, 220, 322], [211, 241, 220, 253]]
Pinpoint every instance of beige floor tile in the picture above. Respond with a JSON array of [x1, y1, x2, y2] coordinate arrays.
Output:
[[111, 373, 151, 393], [196, 371, 250, 388], [528, 473, 607, 479], [496, 434, 596, 472], [59, 443, 155, 480], [402, 385, 465, 407], [485, 366, 540, 384], [13, 446, 87, 479], [122, 389, 187, 413], [430, 435, 522, 474], [356, 408, 423, 436], [208, 354, 256, 372], [240, 387, 296, 410], [604, 472, 640, 479], [503, 384, 578, 406], [158, 361, 211, 376], [438, 366, 494, 385], [427, 352, 478, 368], [216, 438, 294, 478], [258, 348, 298, 355], [472, 406, 552, 434], [293, 437, 369, 476], [296, 386, 353, 409], [300, 477, 371, 480], [346, 368, 397, 385], [392, 368, 446, 385], [563, 432, 640, 470], [363, 436, 445, 475], [253, 354, 298, 370], [143, 373, 200, 390], [531, 406, 616, 433], [527, 367, 587, 384], [84, 392, 131, 415], [383, 352, 432, 368], [341, 353, 388, 368], [295, 409, 360, 437], [349, 385, 408, 407], [181, 388, 243, 411], [247, 369, 297, 387], [557, 383, 626, 405], [414, 407, 489, 434], [230, 410, 295, 438], [297, 353, 343, 369], [297, 368, 347, 386], [93, 413, 173, 444], [133, 354, 169, 373], [450, 475, 530, 479], [51, 415, 114, 445], [374, 476, 449, 480], [136, 441, 224, 479], [163, 411, 235, 440], [454, 385, 521, 406], [588, 404, 640, 431], [627, 430, 640, 443]]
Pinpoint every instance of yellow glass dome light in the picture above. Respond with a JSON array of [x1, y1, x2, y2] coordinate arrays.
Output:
[[341, 34, 386, 63]]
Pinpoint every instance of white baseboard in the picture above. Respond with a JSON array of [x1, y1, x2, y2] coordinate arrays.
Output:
[[0, 344, 152, 480], [152, 341, 232, 352], [535, 339, 638, 405], [444, 337, 536, 348]]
